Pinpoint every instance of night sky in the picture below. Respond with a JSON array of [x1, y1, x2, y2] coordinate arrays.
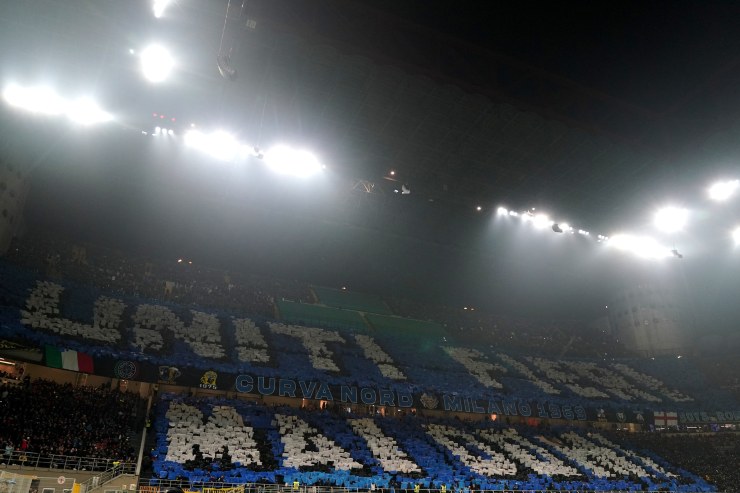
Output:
[[2, 0, 740, 340]]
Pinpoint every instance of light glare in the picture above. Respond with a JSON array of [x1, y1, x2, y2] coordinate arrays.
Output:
[[497, 207, 508, 215], [66, 98, 112, 125], [140, 44, 174, 82], [152, 0, 172, 18], [4, 84, 112, 124], [708, 180, 739, 201], [184, 129, 238, 161], [733, 226, 740, 245], [3, 84, 65, 115], [264, 145, 322, 177], [532, 214, 552, 229], [654, 206, 688, 233], [608, 234, 672, 259]]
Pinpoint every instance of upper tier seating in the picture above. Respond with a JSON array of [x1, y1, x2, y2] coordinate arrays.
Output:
[[2, 258, 737, 411]]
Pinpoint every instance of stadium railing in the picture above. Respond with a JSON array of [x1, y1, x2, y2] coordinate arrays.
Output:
[[0, 450, 135, 473]]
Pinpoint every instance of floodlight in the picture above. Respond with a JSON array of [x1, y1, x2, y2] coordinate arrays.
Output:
[[207, 130, 238, 160], [578, 229, 589, 236], [3, 84, 65, 115], [2, 84, 26, 107], [154, 126, 161, 135], [608, 234, 672, 259], [66, 98, 111, 125], [140, 44, 174, 82], [708, 179, 739, 201], [508, 210, 519, 217], [152, 0, 172, 18], [265, 145, 323, 177], [476, 205, 482, 211], [733, 226, 740, 245], [532, 214, 552, 229], [654, 206, 688, 233], [185, 129, 238, 161], [184, 129, 204, 147], [168, 129, 174, 136], [497, 207, 508, 215]]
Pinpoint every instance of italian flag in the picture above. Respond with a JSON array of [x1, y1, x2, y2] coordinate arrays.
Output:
[[45, 346, 94, 373]]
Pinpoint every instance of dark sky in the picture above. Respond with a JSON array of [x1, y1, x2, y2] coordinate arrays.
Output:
[[367, 0, 740, 112], [4, 0, 740, 336]]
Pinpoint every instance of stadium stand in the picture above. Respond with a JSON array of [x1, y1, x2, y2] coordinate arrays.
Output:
[[276, 300, 369, 331], [610, 432, 740, 493], [148, 396, 723, 492], [1, 235, 739, 493], [6, 234, 626, 359], [311, 287, 393, 315], [0, 379, 143, 461], [3, 248, 738, 414]]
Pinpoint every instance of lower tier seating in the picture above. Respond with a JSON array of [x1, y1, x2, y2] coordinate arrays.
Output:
[[150, 396, 718, 492]]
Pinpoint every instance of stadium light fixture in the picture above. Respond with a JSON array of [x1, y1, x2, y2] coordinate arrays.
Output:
[[532, 213, 552, 229], [578, 229, 589, 236], [66, 98, 112, 125], [608, 234, 672, 259], [207, 130, 238, 160], [140, 44, 174, 83], [497, 207, 508, 215], [654, 206, 688, 233], [476, 205, 483, 212], [508, 210, 518, 217], [3, 84, 66, 115], [4, 84, 112, 124], [184, 129, 238, 161], [264, 145, 323, 177], [152, 0, 172, 18], [708, 179, 739, 201], [733, 226, 740, 245]]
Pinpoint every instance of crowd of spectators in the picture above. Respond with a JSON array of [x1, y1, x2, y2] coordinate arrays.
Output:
[[6, 233, 629, 358], [611, 431, 740, 493], [0, 379, 144, 461]]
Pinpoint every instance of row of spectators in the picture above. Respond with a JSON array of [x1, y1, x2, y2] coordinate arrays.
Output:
[[0, 379, 144, 460], [7, 233, 627, 358]]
